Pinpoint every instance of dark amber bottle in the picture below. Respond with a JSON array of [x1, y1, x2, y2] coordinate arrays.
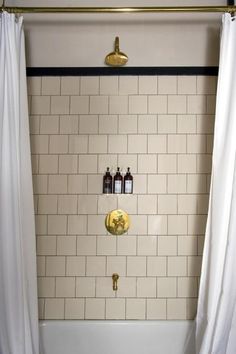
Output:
[[124, 167, 133, 194], [113, 167, 123, 194], [103, 167, 112, 194]]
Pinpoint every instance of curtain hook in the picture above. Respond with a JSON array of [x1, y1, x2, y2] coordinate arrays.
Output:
[[228, 5, 235, 18]]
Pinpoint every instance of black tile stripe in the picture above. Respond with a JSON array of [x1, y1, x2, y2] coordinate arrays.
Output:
[[26, 67, 218, 77]]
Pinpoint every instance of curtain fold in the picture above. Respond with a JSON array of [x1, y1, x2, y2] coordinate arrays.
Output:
[[0, 12, 39, 354], [196, 13, 236, 354]]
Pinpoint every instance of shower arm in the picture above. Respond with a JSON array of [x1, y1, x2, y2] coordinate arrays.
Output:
[[1, 5, 236, 15]]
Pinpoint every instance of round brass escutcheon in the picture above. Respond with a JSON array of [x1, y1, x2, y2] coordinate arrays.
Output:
[[105, 209, 130, 235]]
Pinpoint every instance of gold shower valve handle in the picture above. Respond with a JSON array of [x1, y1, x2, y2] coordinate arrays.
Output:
[[112, 273, 119, 291]]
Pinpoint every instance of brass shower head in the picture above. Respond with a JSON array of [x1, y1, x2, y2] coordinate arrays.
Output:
[[105, 37, 128, 67]]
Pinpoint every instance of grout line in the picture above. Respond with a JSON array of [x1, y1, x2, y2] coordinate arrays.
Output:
[[33, 75, 212, 320]]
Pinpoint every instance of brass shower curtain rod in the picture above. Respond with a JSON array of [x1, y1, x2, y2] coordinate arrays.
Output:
[[1, 5, 236, 14]]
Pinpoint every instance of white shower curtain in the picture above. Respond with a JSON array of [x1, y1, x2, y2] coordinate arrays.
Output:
[[0, 12, 39, 354], [196, 13, 236, 354]]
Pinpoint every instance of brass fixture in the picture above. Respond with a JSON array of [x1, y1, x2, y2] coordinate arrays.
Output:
[[105, 37, 128, 67], [1, 0, 5, 11], [105, 209, 130, 235], [112, 273, 119, 291], [1, 6, 236, 14]]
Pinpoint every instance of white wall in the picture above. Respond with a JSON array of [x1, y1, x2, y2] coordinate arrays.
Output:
[[8, 0, 227, 67]]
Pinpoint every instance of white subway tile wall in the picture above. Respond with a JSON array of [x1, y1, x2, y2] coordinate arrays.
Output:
[[29, 75, 216, 320]]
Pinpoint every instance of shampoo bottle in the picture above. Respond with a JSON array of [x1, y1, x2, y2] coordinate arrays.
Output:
[[113, 167, 123, 194], [124, 167, 133, 194], [103, 167, 112, 194]]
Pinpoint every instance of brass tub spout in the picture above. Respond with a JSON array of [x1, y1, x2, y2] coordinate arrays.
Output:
[[112, 273, 119, 291]]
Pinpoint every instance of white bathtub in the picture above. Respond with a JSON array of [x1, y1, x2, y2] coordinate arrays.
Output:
[[39, 320, 195, 354]]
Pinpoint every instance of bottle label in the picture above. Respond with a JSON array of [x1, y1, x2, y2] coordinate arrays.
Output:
[[125, 180, 132, 193], [114, 180, 122, 193], [104, 180, 112, 193]]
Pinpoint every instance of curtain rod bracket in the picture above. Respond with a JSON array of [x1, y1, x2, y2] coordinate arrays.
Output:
[[1, 0, 6, 12]]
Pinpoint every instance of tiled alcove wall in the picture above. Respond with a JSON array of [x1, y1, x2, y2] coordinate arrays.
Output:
[[28, 75, 216, 320]]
